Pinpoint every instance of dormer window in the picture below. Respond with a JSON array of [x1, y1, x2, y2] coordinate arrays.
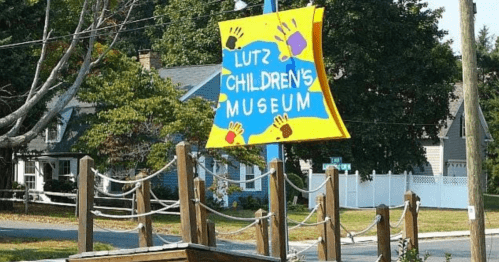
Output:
[[45, 108, 73, 143], [46, 124, 61, 143]]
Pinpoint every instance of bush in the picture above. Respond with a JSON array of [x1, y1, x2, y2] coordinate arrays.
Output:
[[43, 179, 77, 203], [285, 173, 304, 200], [238, 195, 267, 210], [44, 179, 77, 193]]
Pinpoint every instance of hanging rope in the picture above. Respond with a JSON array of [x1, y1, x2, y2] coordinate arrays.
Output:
[[94, 222, 143, 233], [154, 231, 183, 244], [149, 189, 178, 208], [92, 156, 177, 184], [91, 201, 180, 219], [287, 237, 322, 260], [375, 254, 383, 262], [416, 201, 421, 213], [288, 217, 330, 230], [193, 199, 273, 221], [196, 160, 275, 184], [287, 204, 323, 230], [215, 220, 259, 236], [390, 201, 409, 229], [284, 173, 330, 194], [94, 183, 141, 198], [340, 215, 382, 243], [389, 203, 408, 209]]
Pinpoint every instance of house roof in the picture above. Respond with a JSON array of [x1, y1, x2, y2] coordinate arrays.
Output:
[[439, 83, 493, 140], [158, 64, 221, 92]]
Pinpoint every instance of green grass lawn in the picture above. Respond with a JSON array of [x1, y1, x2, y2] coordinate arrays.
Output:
[[2, 195, 499, 242], [0, 237, 113, 262]]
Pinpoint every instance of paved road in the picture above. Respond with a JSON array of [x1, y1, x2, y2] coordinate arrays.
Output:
[[2, 220, 499, 261]]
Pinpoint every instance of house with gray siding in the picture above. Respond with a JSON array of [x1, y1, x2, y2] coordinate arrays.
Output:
[[14, 52, 269, 207], [14, 98, 94, 195], [414, 83, 493, 179]]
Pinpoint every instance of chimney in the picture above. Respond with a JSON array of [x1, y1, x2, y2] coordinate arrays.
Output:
[[138, 49, 162, 70]]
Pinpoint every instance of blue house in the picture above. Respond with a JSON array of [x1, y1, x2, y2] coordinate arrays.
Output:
[[139, 50, 269, 207]]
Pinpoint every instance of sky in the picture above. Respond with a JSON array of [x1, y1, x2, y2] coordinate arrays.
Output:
[[426, 0, 499, 55]]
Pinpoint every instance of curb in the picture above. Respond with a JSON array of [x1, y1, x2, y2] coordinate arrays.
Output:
[[290, 228, 499, 247]]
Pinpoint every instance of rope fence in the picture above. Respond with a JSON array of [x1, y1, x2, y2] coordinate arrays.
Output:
[[91, 200, 180, 219], [94, 222, 144, 233], [390, 201, 409, 229], [340, 214, 382, 243], [94, 183, 141, 198], [91, 156, 177, 184], [215, 220, 259, 236], [193, 199, 273, 222], [284, 173, 330, 194], [287, 237, 322, 260], [195, 159, 275, 184]]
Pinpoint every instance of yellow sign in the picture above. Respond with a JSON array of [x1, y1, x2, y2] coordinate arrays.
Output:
[[206, 6, 350, 148]]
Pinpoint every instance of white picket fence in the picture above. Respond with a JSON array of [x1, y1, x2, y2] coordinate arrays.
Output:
[[308, 171, 468, 209]]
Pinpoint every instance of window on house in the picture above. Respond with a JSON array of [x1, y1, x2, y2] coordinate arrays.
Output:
[[47, 127, 58, 141], [25, 161, 35, 174], [25, 175, 35, 190], [58, 160, 71, 181], [245, 165, 255, 189], [460, 114, 466, 138], [240, 164, 262, 191]]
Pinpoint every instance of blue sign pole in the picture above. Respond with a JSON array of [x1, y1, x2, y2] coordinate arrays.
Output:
[[262, 0, 287, 255]]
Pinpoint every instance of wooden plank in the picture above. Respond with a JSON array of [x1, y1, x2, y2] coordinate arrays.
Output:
[[176, 142, 198, 243], [186, 249, 279, 262], [377, 204, 390, 262], [269, 159, 286, 261], [78, 156, 94, 253], [194, 178, 208, 245], [137, 172, 153, 247], [255, 209, 269, 256], [68, 250, 189, 262], [316, 194, 327, 261], [325, 166, 340, 261]]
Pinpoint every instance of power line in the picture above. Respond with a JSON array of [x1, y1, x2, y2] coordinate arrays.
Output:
[[0, 0, 257, 50]]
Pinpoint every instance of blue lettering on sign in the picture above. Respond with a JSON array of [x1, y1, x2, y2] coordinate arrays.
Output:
[[216, 41, 328, 142]]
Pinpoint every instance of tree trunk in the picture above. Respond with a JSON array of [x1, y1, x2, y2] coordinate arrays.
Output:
[[0, 147, 14, 210]]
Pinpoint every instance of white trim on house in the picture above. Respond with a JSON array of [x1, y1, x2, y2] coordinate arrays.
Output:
[[239, 163, 262, 191]]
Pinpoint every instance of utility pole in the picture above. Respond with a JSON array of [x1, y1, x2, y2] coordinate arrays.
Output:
[[459, 1, 486, 261]]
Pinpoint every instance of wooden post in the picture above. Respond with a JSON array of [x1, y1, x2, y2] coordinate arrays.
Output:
[[269, 159, 286, 261], [195, 178, 208, 246], [207, 220, 216, 247], [137, 172, 152, 247], [78, 156, 94, 253], [24, 185, 29, 214], [255, 209, 269, 256], [325, 166, 341, 261], [376, 204, 391, 262], [131, 193, 136, 221], [460, 0, 486, 261], [316, 194, 327, 261], [404, 191, 419, 251], [176, 142, 198, 243]]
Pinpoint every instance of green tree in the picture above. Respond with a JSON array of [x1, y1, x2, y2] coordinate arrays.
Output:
[[474, 26, 499, 193], [152, 0, 458, 178], [75, 51, 264, 175], [0, 0, 139, 210]]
